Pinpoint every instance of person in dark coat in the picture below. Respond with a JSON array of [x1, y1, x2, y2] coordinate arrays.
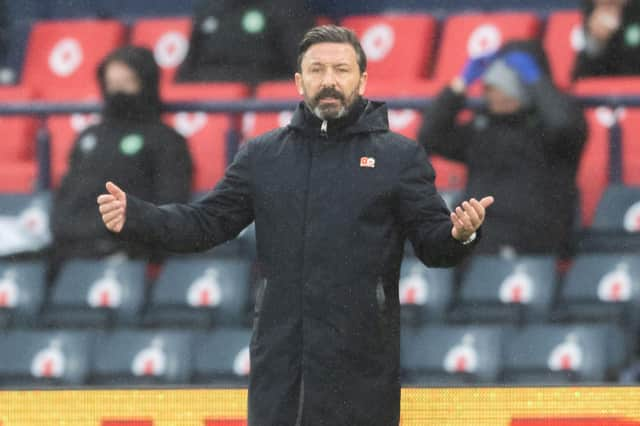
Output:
[[419, 40, 587, 256], [98, 26, 493, 425], [51, 46, 192, 266], [573, 0, 640, 79], [175, 0, 315, 83]]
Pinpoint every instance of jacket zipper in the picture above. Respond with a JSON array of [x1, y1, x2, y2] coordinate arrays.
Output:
[[295, 124, 324, 425]]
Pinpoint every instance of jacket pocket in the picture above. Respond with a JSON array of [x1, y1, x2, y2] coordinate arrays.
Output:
[[251, 278, 268, 347]]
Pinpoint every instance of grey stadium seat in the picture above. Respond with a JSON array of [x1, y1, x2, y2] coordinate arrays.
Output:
[[398, 257, 454, 325], [90, 329, 193, 386], [400, 324, 508, 385], [0, 192, 51, 257], [192, 327, 252, 386], [41, 257, 147, 328], [143, 256, 253, 328], [0, 260, 46, 327], [449, 254, 557, 324], [558, 253, 640, 331], [503, 323, 628, 384], [0, 329, 93, 387], [578, 185, 640, 252]]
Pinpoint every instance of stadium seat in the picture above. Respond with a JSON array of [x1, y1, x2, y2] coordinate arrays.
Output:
[[543, 10, 582, 89], [503, 324, 626, 383], [42, 257, 147, 328], [143, 256, 253, 328], [620, 109, 640, 187], [592, 185, 640, 232], [400, 324, 507, 385], [449, 254, 557, 324], [46, 113, 101, 188], [163, 112, 232, 192], [0, 116, 39, 193], [577, 185, 640, 253], [340, 14, 437, 85], [577, 108, 612, 227], [573, 76, 640, 96], [21, 19, 126, 101], [558, 253, 640, 329], [90, 329, 193, 385], [0, 192, 52, 257], [0, 330, 93, 387], [0, 260, 46, 328], [161, 81, 250, 102], [130, 17, 191, 85], [191, 328, 252, 386], [432, 12, 541, 90], [398, 257, 454, 325]]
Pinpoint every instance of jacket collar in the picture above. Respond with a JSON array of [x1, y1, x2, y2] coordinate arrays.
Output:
[[288, 97, 389, 138]]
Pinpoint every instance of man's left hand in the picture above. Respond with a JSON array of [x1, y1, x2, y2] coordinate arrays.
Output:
[[450, 196, 494, 242]]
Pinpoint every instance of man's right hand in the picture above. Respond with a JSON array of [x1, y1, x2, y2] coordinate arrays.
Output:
[[97, 181, 127, 233]]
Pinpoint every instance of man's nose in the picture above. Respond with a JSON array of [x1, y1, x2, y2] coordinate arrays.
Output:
[[320, 69, 337, 86]]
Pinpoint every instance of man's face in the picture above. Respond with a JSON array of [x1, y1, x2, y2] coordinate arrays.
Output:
[[104, 60, 141, 95], [484, 84, 522, 115], [295, 42, 367, 120]]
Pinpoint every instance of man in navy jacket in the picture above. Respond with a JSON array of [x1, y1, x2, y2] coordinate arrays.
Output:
[[98, 25, 492, 426]]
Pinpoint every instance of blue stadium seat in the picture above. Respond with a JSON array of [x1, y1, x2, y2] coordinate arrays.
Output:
[[398, 257, 454, 325], [503, 324, 627, 383], [42, 256, 147, 328], [192, 328, 252, 386], [449, 255, 557, 324], [0, 192, 51, 257], [90, 329, 193, 385], [143, 256, 253, 328], [578, 185, 640, 252], [0, 329, 93, 387], [400, 324, 507, 385], [558, 253, 640, 329], [0, 259, 46, 327]]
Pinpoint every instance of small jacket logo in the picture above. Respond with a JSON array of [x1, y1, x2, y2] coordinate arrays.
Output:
[[360, 157, 376, 168]]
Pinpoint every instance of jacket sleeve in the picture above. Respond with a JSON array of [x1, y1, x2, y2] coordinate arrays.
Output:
[[150, 129, 193, 205], [417, 87, 474, 163], [119, 143, 254, 252], [393, 143, 477, 267], [528, 78, 587, 160]]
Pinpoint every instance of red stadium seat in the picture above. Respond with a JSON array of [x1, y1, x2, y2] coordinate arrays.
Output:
[[163, 112, 232, 192], [432, 12, 541, 90], [162, 82, 250, 102], [340, 14, 437, 86], [620, 109, 640, 186], [243, 81, 299, 141], [544, 10, 582, 90], [21, 20, 126, 101], [46, 113, 101, 188], [573, 76, 640, 95], [0, 116, 39, 193], [130, 17, 191, 85], [577, 108, 612, 226]]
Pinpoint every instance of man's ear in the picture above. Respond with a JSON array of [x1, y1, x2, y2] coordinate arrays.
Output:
[[358, 71, 368, 96], [295, 73, 304, 96]]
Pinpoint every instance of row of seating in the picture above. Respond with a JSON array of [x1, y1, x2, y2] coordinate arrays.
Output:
[[0, 322, 631, 387], [0, 11, 630, 102], [1, 245, 639, 331]]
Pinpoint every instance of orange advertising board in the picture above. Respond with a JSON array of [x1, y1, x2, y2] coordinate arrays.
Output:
[[0, 387, 639, 425]]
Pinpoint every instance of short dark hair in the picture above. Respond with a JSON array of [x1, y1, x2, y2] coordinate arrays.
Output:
[[297, 25, 367, 73]]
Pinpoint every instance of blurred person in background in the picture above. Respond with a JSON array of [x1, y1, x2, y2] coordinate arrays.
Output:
[[419, 40, 587, 257], [49, 46, 192, 279], [175, 0, 315, 83], [573, 0, 640, 79]]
